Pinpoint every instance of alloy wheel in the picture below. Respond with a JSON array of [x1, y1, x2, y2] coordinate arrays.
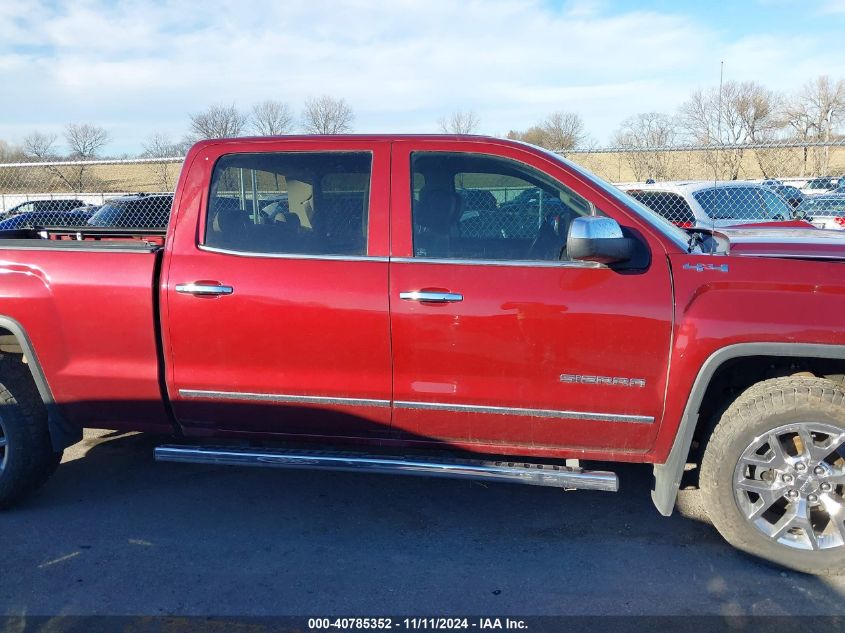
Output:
[[734, 422, 845, 551]]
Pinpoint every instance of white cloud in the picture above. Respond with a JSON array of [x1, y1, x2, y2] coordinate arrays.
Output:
[[0, 0, 842, 153], [819, 0, 845, 13]]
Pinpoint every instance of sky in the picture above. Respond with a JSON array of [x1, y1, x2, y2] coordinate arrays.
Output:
[[1, 0, 844, 155]]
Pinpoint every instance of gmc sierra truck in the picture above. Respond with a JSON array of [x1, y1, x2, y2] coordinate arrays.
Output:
[[0, 135, 844, 575]]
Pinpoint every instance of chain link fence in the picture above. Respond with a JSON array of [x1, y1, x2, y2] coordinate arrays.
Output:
[[566, 140, 845, 229], [0, 141, 843, 234], [0, 156, 183, 231]]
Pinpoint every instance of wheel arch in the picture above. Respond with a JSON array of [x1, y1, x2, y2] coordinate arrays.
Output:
[[0, 315, 80, 451], [652, 342, 845, 516]]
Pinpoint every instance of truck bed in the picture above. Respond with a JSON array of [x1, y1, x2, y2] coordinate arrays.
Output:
[[0, 233, 172, 433]]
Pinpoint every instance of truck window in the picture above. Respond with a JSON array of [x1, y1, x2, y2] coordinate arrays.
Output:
[[411, 152, 599, 261], [205, 152, 372, 256]]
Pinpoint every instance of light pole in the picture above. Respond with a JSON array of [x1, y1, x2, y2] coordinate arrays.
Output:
[[824, 108, 833, 176]]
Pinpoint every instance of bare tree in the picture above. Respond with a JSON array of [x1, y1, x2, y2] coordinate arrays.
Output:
[[782, 76, 845, 175], [438, 110, 480, 134], [679, 80, 782, 179], [613, 112, 678, 181], [251, 100, 294, 136], [507, 111, 587, 151], [780, 97, 816, 176], [143, 133, 184, 157], [189, 103, 248, 140], [65, 123, 110, 159], [540, 112, 587, 151], [507, 125, 547, 147], [803, 75, 845, 139], [301, 96, 355, 134], [142, 133, 183, 191], [23, 131, 59, 160], [60, 123, 110, 190]]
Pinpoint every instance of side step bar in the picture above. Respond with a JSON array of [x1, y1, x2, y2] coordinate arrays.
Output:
[[154, 445, 618, 492]]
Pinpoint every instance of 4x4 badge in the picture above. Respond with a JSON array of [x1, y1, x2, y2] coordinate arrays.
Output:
[[683, 263, 729, 273]]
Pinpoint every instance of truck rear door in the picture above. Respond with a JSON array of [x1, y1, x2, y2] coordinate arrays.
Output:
[[162, 139, 392, 439], [388, 138, 673, 456]]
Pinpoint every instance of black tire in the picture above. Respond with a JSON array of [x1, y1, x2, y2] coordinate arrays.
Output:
[[700, 376, 845, 575], [0, 354, 62, 509]]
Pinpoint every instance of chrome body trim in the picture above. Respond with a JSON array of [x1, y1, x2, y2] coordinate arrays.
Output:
[[393, 400, 654, 424], [389, 257, 603, 269], [175, 283, 234, 296], [733, 252, 845, 261], [154, 445, 619, 492], [198, 244, 388, 263], [178, 389, 391, 408], [199, 245, 607, 268], [179, 389, 652, 424], [399, 291, 463, 303]]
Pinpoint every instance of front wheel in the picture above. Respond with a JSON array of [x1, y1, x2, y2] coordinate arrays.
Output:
[[700, 376, 845, 574]]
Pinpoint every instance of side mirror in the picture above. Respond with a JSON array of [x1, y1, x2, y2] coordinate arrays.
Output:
[[566, 216, 634, 264]]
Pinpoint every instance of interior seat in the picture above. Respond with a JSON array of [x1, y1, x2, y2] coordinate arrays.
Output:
[[414, 186, 461, 258]]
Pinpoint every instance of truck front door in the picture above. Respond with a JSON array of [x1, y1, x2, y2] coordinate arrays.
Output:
[[388, 139, 673, 456]]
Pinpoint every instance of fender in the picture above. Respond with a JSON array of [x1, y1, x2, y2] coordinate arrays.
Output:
[[652, 341, 845, 516], [0, 315, 81, 451]]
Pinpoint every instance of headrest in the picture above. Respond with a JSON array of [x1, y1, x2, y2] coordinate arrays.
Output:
[[214, 206, 247, 234], [416, 186, 459, 232]]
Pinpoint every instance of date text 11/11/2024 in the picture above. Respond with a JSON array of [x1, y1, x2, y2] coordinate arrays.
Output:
[[307, 617, 529, 630]]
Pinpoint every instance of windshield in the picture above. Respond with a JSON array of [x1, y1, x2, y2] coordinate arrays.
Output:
[[799, 198, 845, 215], [87, 196, 172, 228], [693, 187, 791, 220], [534, 147, 691, 250], [87, 201, 128, 227]]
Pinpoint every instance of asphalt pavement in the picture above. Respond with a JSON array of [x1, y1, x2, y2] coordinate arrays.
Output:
[[2, 428, 844, 617]]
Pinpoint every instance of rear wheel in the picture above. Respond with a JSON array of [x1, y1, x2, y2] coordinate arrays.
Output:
[[700, 376, 845, 574], [0, 355, 62, 509]]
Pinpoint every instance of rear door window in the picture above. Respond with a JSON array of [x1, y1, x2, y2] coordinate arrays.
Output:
[[205, 152, 372, 256]]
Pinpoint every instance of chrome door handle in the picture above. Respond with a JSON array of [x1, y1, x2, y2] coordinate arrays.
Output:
[[399, 291, 463, 303], [175, 283, 234, 296]]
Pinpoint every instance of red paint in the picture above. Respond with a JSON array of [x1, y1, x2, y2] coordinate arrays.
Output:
[[4, 135, 845, 465]]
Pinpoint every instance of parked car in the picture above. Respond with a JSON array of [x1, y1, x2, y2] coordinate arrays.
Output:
[[69, 204, 102, 215], [1, 135, 845, 575], [0, 211, 94, 231], [795, 195, 845, 230], [801, 177, 838, 195], [621, 181, 807, 229], [0, 198, 85, 220], [763, 183, 805, 209], [86, 193, 174, 229]]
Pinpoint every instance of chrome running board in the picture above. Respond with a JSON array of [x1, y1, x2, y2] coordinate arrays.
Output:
[[154, 445, 618, 492]]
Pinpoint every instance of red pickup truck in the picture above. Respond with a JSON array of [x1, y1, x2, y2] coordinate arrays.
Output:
[[0, 135, 844, 574]]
